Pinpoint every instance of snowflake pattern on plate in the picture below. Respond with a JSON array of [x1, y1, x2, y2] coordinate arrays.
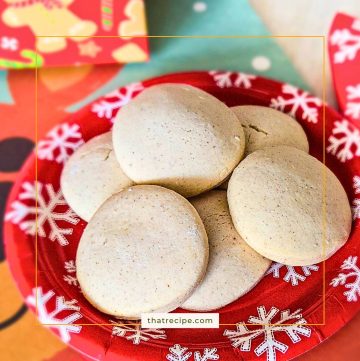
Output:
[[331, 20, 360, 63], [352, 176, 360, 219], [345, 84, 360, 120], [5, 71, 360, 361], [327, 119, 360, 162], [270, 84, 322, 124], [26, 287, 82, 343], [266, 263, 319, 286], [224, 306, 311, 361], [37, 123, 84, 164], [330, 256, 360, 302], [5, 181, 79, 246], [63, 260, 79, 287], [111, 320, 166, 345], [209, 70, 256, 89], [193, 348, 219, 361], [91, 82, 144, 123], [167, 344, 192, 361], [166, 344, 219, 361]]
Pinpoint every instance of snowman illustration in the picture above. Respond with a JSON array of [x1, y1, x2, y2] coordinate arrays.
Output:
[[2, 0, 97, 53]]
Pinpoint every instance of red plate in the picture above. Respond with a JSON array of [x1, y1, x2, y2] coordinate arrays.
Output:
[[4, 71, 360, 361]]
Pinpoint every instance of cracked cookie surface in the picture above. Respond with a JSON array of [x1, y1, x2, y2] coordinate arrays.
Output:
[[231, 105, 309, 155]]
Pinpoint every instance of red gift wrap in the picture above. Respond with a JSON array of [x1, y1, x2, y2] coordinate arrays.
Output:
[[0, 0, 149, 68], [329, 13, 360, 126]]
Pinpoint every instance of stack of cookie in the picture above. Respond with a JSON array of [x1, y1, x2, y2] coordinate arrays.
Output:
[[61, 84, 352, 319]]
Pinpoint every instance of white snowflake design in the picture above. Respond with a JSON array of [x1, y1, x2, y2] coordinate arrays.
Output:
[[209, 70, 256, 89], [1, 36, 18, 51], [266, 263, 319, 286], [167, 344, 192, 361], [351, 175, 360, 219], [345, 84, 360, 120], [354, 19, 360, 32], [5, 181, 79, 246], [166, 344, 219, 361], [331, 20, 360, 63], [26, 287, 82, 343], [352, 176, 360, 219], [270, 84, 321, 124], [330, 256, 360, 302], [63, 260, 79, 287], [224, 306, 311, 361], [111, 320, 166, 345], [37, 123, 84, 164], [64, 259, 76, 273], [327, 119, 360, 162], [91, 82, 144, 123], [193, 349, 219, 361]]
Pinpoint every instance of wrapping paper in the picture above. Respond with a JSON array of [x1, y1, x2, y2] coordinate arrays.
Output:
[[4, 71, 360, 361], [329, 13, 360, 125], [0, 0, 148, 69]]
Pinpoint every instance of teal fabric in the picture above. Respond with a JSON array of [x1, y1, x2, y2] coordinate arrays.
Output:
[[0, 0, 307, 110], [0, 71, 13, 104]]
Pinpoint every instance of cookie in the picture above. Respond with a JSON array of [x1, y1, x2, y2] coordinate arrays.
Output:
[[231, 105, 309, 154], [228, 146, 352, 266], [182, 191, 271, 311], [76, 185, 209, 318], [112, 84, 245, 197], [61, 132, 134, 221]]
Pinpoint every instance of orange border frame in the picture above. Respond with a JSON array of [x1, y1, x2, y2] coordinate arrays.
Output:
[[34, 35, 327, 327]]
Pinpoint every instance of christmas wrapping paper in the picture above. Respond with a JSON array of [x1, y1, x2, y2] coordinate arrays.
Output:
[[0, 0, 149, 68], [329, 13, 360, 126]]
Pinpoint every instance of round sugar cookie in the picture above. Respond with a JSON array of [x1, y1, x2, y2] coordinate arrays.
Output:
[[228, 146, 352, 266], [231, 105, 309, 155], [112, 83, 245, 197], [61, 132, 134, 221], [182, 191, 271, 311], [76, 185, 209, 318]]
